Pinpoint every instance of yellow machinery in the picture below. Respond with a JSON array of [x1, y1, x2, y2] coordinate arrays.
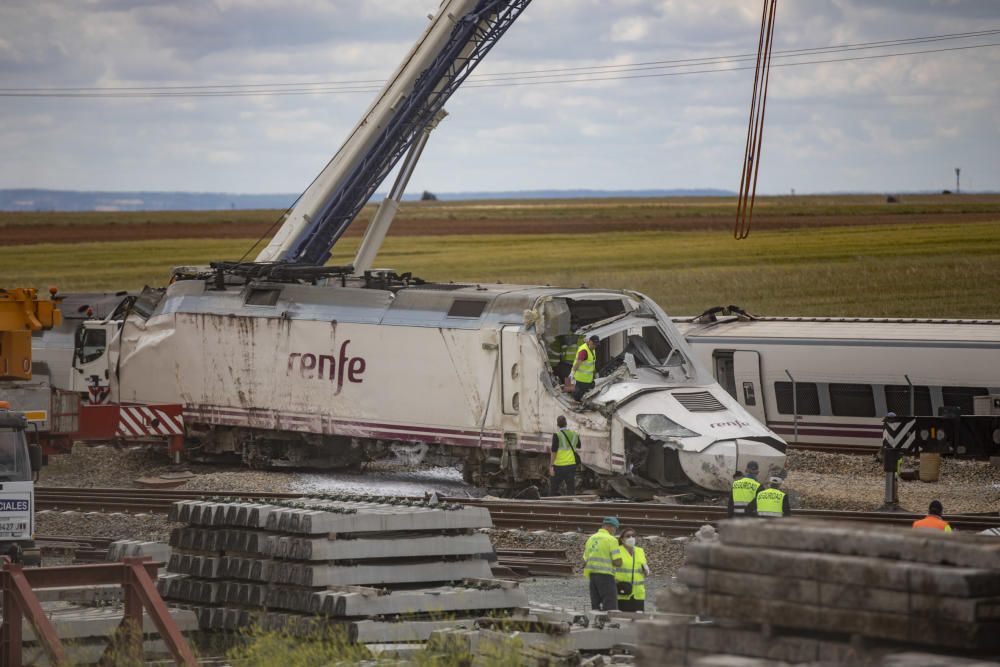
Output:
[[0, 287, 62, 380]]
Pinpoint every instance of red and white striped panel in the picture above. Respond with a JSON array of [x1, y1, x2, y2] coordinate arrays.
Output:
[[116, 406, 184, 437]]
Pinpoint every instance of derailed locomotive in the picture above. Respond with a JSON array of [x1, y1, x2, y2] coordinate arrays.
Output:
[[113, 274, 786, 494]]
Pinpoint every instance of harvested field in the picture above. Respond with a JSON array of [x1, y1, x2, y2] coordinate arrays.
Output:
[[4, 193, 1000, 245], [5, 211, 1000, 246]]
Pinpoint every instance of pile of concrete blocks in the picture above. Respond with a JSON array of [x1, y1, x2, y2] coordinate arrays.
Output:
[[639, 519, 1000, 666], [107, 538, 172, 565], [14, 602, 198, 667], [159, 494, 530, 642], [426, 611, 642, 666]]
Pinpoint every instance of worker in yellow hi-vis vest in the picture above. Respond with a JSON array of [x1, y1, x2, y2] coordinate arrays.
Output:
[[569, 335, 600, 401], [583, 517, 622, 611], [615, 527, 650, 612], [727, 460, 761, 517], [549, 415, 581, 496], [755, 474, 791, 518]]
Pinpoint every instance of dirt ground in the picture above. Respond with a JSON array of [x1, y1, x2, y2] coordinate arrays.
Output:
[[9, 210, 998, 246]]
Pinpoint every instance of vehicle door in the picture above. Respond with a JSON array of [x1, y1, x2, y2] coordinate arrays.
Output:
[[500, 326, 522, 419], [70, 323, 111, 398], [733, 350, 766, 422]]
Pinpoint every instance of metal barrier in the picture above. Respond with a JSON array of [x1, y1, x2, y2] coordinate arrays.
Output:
[[0, 557, 196, 667]]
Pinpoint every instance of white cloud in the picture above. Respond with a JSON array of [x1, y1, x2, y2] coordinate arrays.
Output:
[[0, 0, 997, 194], [611, 17, 651, 43]]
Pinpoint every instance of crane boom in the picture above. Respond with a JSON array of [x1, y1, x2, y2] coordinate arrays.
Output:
[[255, 0, 533, 266]]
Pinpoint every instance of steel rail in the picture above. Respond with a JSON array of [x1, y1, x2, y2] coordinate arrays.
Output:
[[35, 487, 1000, 534]]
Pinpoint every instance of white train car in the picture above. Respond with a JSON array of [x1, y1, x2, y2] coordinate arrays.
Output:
[[674, 314, 1000, 452], [109, 280, 787, 494]]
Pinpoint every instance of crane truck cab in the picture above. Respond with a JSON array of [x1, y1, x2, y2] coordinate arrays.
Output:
[[0, 402, 43, 565], [70, 318, 121, 398]]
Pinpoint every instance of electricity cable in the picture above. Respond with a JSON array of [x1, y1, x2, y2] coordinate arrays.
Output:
[[0, 30, 997, 98], [2, 28, 997, 92]]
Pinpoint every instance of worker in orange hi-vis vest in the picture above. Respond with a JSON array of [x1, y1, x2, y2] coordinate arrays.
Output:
[[912, 499, 953, 533]]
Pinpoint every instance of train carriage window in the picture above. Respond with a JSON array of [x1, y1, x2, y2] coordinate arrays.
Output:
[[641, 326, 672, 362], [941, 386, 989, 415], [774, 382, 821, 415], [830, 383, 876, 417], [885, 385, 932, 416], [74, 326, 107, 365]]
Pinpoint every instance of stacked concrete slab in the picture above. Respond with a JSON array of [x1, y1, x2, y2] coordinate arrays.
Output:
[[159, 493, 529, 642], [426, 611, 643, 666], [13, 602, 197, 667], [639, 519, 1000, 666]]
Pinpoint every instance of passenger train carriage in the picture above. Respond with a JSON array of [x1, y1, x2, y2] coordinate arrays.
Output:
[[674, 313, 1000, 452]]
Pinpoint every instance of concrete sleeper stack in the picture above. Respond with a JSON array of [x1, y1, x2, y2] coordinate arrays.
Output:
[[160, 494, 530, 643], [638, 518, 1000, 666]]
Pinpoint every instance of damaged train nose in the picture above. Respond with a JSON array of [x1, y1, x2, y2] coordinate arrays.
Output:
[[678, 437, 787, 492], [614, 388, 787, 493]]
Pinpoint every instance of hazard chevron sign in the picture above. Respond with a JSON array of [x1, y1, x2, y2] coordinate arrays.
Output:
[[882, 418, 916, 450], [116, 406, 184, 437]]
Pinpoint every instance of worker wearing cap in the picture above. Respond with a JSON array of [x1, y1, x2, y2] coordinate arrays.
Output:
[[583, 517, 623, 611], [549, 415, 581, 496], [727, 460, 761, 518], [754, 472, 791, 518], [913, 500, 953, 532], [570, 335, 600, 401]]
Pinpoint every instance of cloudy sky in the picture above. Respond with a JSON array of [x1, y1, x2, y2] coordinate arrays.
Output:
[[1, 0, 997, 195]]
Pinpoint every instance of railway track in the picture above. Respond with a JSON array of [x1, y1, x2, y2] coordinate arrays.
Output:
[[36, 486, 1000, 535]]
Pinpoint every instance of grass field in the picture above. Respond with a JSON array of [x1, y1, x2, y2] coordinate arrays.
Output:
[[4, 198, 999, 318]]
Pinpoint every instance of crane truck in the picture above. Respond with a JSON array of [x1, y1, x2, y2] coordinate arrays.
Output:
[[0, 287, 61, 565], [63, 0, 788, 496]]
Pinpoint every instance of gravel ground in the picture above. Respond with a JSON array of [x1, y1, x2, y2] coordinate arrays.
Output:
[[487, 528, 687, 578], [518, 575, 669, 613], [39, 444, 301, 493], [37, 510, 178, 542], [38, 444, 480, 497], [784, 449, 1000, 514]]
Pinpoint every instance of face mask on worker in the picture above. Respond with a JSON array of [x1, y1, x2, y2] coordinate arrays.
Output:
[[624, 537, 636, 547]]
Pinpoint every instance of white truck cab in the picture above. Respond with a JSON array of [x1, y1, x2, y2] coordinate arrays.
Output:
[[0, 402, 43, 565], [70, 319, 119, 397]]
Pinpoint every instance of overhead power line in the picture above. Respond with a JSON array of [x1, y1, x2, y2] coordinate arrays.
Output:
[[1, 29, 997, 99]]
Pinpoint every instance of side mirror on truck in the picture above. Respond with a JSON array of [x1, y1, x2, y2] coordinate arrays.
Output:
[[29, 443, 43, 480]]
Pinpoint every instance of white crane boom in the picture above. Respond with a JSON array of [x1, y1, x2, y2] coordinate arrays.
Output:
[[256, 0, 532, 266]]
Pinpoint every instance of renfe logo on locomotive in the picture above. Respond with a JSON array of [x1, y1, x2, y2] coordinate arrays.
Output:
[[288, 340, 366, 394], [0, 500, 29, 512]]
